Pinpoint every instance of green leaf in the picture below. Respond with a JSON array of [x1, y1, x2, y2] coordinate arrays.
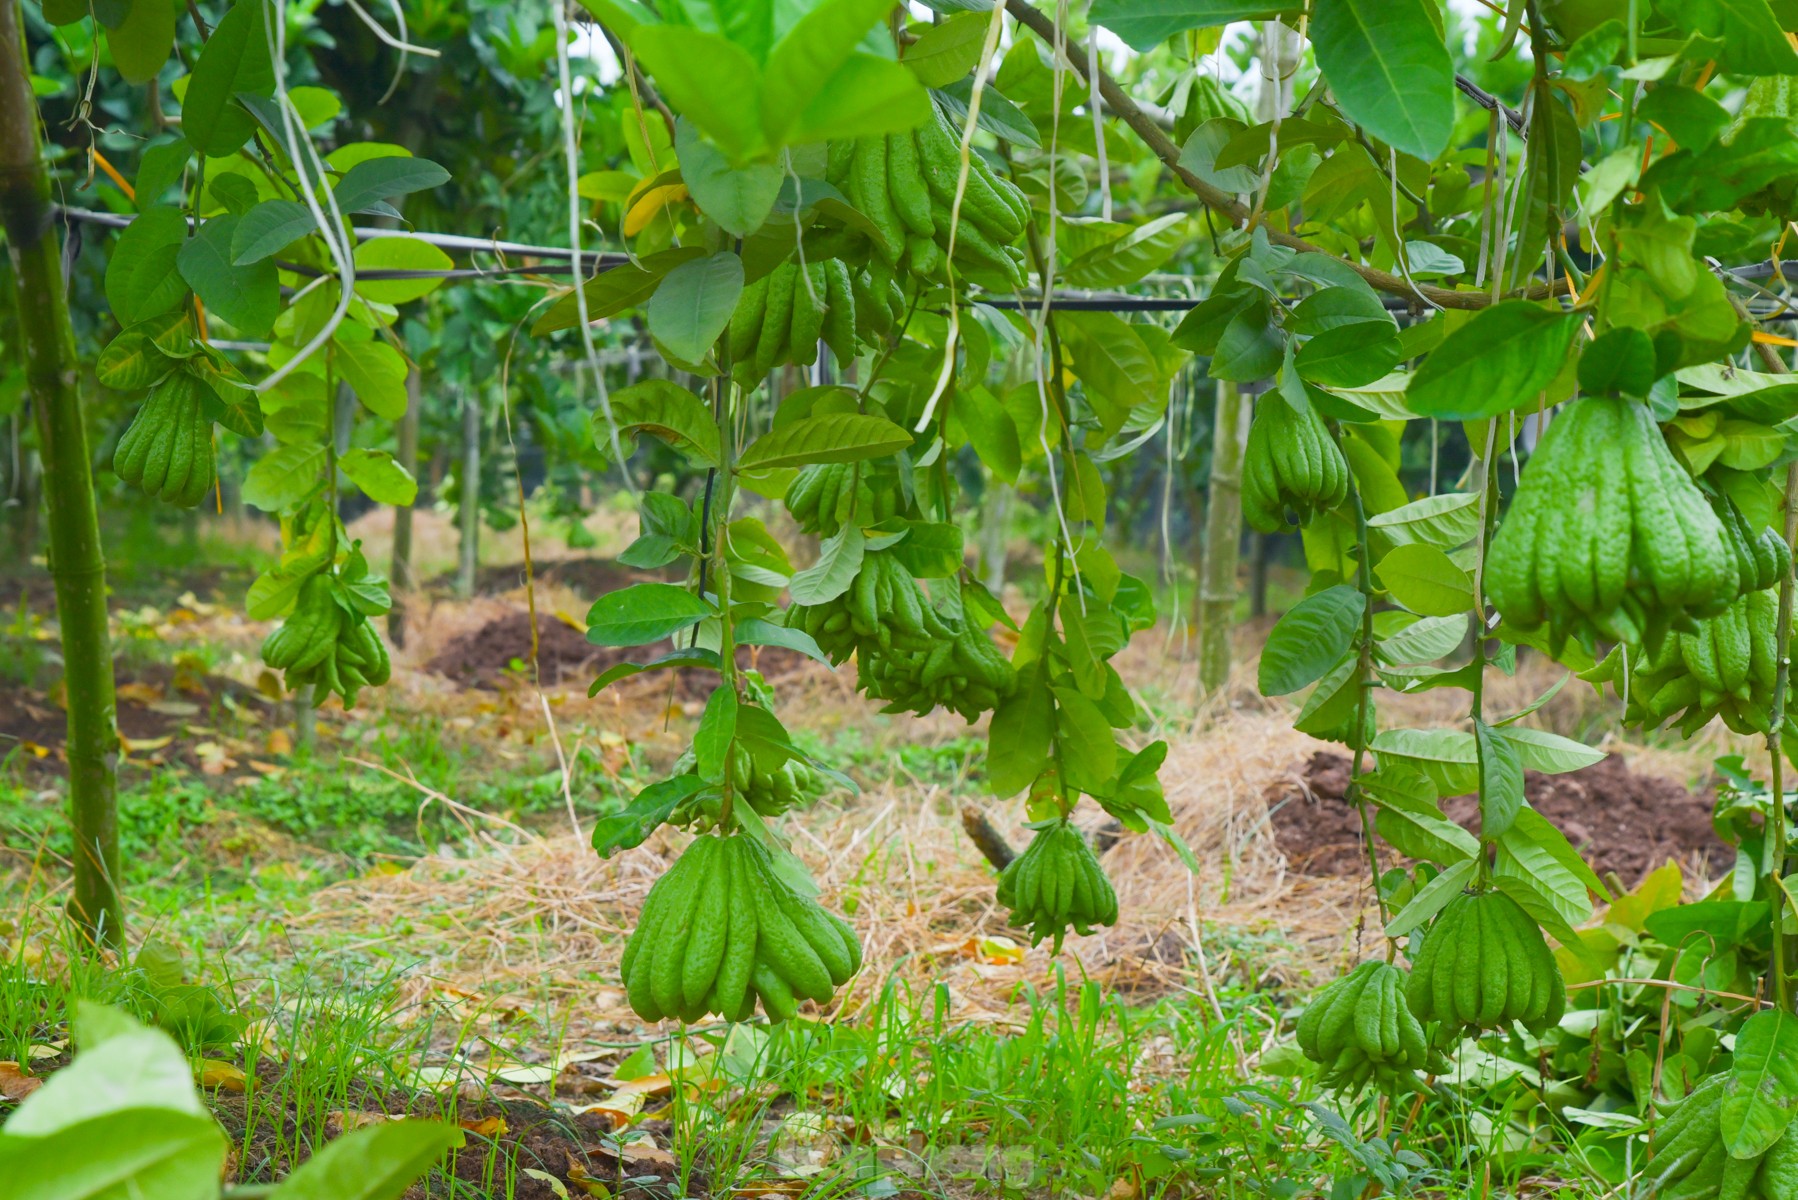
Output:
[[267, 1119, 462, 1200], [1063, 214, 1189, 290], [935, 78, 1040, 149], [954, 385, 1020, 483], [881, 520, 963, 578], [646, 252, 744, 365], [353, 237, 454, 305], [332, 331, 409, 420], [1090, 0, 1292, 48], [585, 582, 713, 647], [1058, 312, 1158, 435], [1497, 727, 1606, 774], [0, 1110, 224, 1200], [630, 26, 766, 161], [788, 523, 864, 606], [1376, 613, 1467, 665], [1258, 584, 1365, 696], [592, 774, 701, 855], [904, 12, 989, 87], [338, 449, 417, 506], [1494, 824, 1598, 945], [1406, 302, 1581, 419], [761, 0, 910, 144], [231, 200, 315, 265], [695, 683, 739, 781], [176, 215, 278, 337], [8, 1010, 205, 1132], [1367, 491, 1481, 548], [96, 331, 175, 391], [1474, 719, 1524, 839], [1658, 0, 1798, 75], [1384, 858, 1480, 938], [242, 443, 327, 512], [132, 138, 190, 211], [1370, 727, 1479, 795], [1363, 762, 1479, 863], [1721, 1011, 1798, 1157], [591, 379, 721, 466], [189, 352, 263, 437], [675, 122, 782, 238], [532, 248, 709, 334], [332, 157, 450, 214], [1052, 686, 1119, 795], [1294, 322, 1404, 388], [1310, 0, 1454, 162], [181, 0, 274, 155], [988, 671, 1052, 797], [1177, 119, 1261, 194], [105, 206, 189, 326], [105, 0, 176, 86], [788, 54, 933, 144], [734, 617, 830, 666], [1374, 543, 1473, 617], [739, 413, 911, 470]]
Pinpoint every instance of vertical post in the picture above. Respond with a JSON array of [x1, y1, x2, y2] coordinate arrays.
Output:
[[457, 389, 480, 599], [388, 368, 420, 646], [979, 481, 1012, 595], [0, 0, 121, 945], [1197, 379, 1248, 693]]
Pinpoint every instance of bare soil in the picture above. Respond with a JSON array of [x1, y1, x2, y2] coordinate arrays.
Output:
[[1266, 750, 1733, 887]]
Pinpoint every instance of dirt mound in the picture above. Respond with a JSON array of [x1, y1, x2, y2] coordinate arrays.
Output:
[[1267, 750, 1731, 887], [432, 558, 674, 600], [425, 610, 631, 688]]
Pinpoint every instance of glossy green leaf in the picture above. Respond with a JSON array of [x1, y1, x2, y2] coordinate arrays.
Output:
[[106, 0, 177, 86], [1052, 686, 1119, 794], [242, 443, 327, 512], [694, 683, 739, 781], [1407, 302, 1580, 419], [1367, 491, 1481, 548], [1258, 584, 1364, 696], [231, 200, 315, 265], [181, 0, 274, 155], [332, 332, 409, 420], [533, 248, 710, 335], [1721, 1010, 1798, 1157], [631, 26, 766, 161], [988, 670, 1052, 797], [676, 122, 782, 238], [762, 0, 915, 143], [1374, 543, 1473, 617], [739, 413, 911, 470], [1310, 0, 1454, 162], [585, 582, 713, 647], [904, 12, 989, 87], [591, 380, 721, 467], [646, 252, 743, 365], [1473, 719, 1524, 839], [96, 332, 175, 391], [788, 523, 864, 606], [268, 1118, 462, 1200], [352, 237, 454, 305], [592, 775, 703, 856], [338, 449, 417, 506], [176, 215, 278, 337], [1090, 0, 1292, 49], [333, 156, 450, 214], [105, 206, 189, 326]]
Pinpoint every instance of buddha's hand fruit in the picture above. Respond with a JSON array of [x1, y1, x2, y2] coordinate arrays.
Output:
[[1297, 960, 1443, 1095], [113, 372, 216, 508], [620, 833, 861, 1025], [1405, 889, 1565, 1038], [1486, 395, 1732, 650], [994, 822, 1118, 952], [1241, 393, 1348, 533]]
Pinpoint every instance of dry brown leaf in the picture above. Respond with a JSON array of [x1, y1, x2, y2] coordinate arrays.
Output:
[[119, 734, 174, 754], [566, 1163, 614, 1196], [0, 1061, 42, 1101], [265, 728, 293, 756], [327, 1110, 391, 1135], [1107, 1175, 1140, 1200], [116, 682, 164, 704], [519, 1169, 572, 1199], [731, 1183, 809, 1197], [17, 741, 49, 759]]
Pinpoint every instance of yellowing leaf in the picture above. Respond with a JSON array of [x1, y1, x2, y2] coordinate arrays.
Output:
[[196, 1059, 248, 1092]]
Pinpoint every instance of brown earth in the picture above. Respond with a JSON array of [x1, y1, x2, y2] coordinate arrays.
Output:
[[429, 558, 675, 602], [424, 607, 818, 697], [1266, 750, 1733, 887]]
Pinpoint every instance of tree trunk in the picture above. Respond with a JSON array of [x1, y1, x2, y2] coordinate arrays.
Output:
[[0, 0, 121, 945], [457, 390, 480, 599], [1249, 532, 1270, 617], [1197, 380, 1248, 693], [388, 368, 420, 645]]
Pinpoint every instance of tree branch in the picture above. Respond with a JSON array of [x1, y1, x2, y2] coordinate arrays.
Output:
[[1001, 0, 1566, 311]]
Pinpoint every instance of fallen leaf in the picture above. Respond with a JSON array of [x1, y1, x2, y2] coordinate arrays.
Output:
[[0, 1062, 42, 1101], [17, 742, 49, 759], [25, 1043, 62, 1061], [265, 728, 292, 756], [566, 1163, 613, 1196], [975, 935, 1025, 965], [520, 1169, 572, 1199], [327, 1110, 391, 1134], [492, 1063, 558, 1085], [147, 700, 201, 717], [620, 1142, 675, 1168], [116, 682, 165, 704], [196, 1059, 247, 1093], [459, 1115, 508, 1137], [1107, 1175, 1140, 1200]]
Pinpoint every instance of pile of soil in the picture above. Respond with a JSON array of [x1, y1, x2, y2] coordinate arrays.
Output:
[[1266, 750, 1732, 887], [425, 611, 632, 688], [433, 558, 674, 601], [426, 608, 819, 694]]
